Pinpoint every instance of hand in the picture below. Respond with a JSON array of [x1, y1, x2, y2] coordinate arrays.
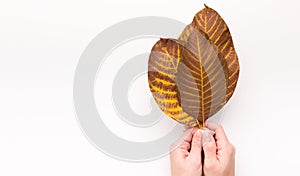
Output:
[[170, 128, 203, 176], [203, 125, 235, 176]]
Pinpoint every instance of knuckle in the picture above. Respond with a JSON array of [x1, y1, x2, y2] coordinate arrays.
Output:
[[232, 145, 236, 153], [185, 142, 191, 148], [204, 161, 215, 170], [227, 143, 236, 155], [204, 142, 214, 152], [219, 125, 224, 130]]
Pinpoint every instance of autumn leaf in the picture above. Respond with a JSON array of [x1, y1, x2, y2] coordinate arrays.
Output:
[[148, 39, 198, 127], [148, 5, 239, 128], [179, 4, 239, 101]]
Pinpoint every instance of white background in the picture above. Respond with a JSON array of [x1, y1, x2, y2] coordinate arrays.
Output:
[[1, 0, 300, 175]]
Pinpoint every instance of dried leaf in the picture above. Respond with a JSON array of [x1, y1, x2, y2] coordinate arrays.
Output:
[[148, 5, 239, 128], [179, 5, 239, 101], [148, 39, 198, 126], [177, 29, 229, 127]]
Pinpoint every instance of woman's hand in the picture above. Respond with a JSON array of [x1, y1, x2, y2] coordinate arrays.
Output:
[[203, 125, 235, 176], [170, 128, 203, 176], [170, 125, 235, 176]]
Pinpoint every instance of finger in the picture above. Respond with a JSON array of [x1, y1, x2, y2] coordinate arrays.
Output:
[[170, 128, 193, 153], [214, 125, 229, 142], [183, 127, 199, 141], [205, 121, 219, 131], [179, 141, 191, 150], [170, 128, 196, 159], [183, 126, 198, 136], [202, 128, 215, 146], [203, 135, 217, 164], [170, 141, 191, 159], [170, 147, 188, 161], [191, 127, 199, 134], [182, 127, 194, 143], [188, 129, 202, 162], [214, 125, 235, 159]]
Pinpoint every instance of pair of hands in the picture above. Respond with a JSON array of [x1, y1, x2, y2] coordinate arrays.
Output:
[[170, 125, 235, 176]]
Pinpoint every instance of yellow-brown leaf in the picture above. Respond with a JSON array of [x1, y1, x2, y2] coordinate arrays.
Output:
[[148, 5, 240, 128], [179, 5, 240, 101], [148, 39, 197, 126]]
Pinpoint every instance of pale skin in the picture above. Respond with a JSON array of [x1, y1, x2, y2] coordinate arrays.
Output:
[[170, 125, 235, 176]]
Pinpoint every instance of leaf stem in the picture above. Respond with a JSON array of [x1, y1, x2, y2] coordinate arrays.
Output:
[[196, 119, 204, 130]]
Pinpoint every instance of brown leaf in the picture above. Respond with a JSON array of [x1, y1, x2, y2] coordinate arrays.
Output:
[[177, 28, 229, 126], [148, 39, 198, 126], [148, 5, 240, 128], [179, 4, 240, 101]]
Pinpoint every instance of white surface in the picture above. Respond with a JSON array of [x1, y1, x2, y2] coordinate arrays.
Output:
[[94, 38, 178, 142], [1, 0, 300, 175]]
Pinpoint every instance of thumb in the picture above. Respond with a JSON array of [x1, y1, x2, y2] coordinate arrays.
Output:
[[203, 134, 217, 165], [188, 129, 202, 162]]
